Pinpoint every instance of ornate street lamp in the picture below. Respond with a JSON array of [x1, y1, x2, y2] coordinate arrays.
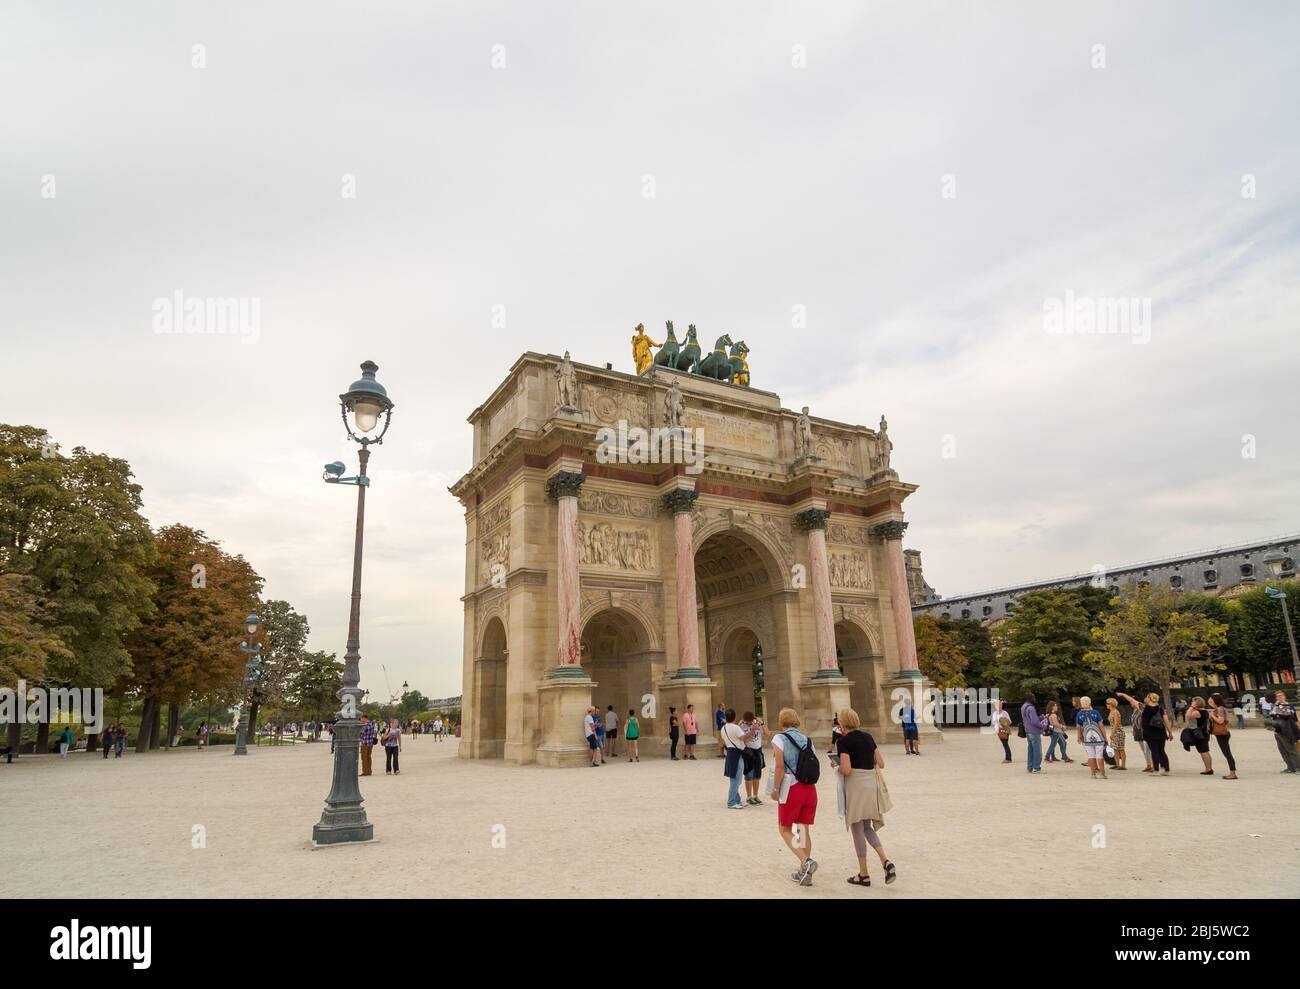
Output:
[[1262, 552, 1300, 684], [312, 360, 394, 846], [233, 613, 263, 756]]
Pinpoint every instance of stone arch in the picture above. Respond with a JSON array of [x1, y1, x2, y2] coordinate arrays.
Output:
[[579, 591, 662, 652], [692, 516, 792, 591], [717, 624, 770, 723], [472, 615, 508, 758]]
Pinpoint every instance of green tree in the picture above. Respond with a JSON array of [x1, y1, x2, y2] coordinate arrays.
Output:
[[990, 588, 1101, 703], [248, 599, 310, 740], [913, 615, 969, 689], [398, 688, 431, 721], [0, 572, 70, 687], [0, 425, 156, 753], [941, 618, 995, 687], [291, 650, 344, 722], [1085, 585, 1229, 712], [1227, 579, 1300, 684]]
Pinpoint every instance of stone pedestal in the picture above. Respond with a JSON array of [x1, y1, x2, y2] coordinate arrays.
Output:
[[797, 672, 854, 751], [657, 674, 718, 754], [535, 670, 596, 767]]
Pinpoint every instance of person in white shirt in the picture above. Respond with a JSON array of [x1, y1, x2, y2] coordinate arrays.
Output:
[[433, 717, 443, 741], [721, 710, 751, 808], [584, 708, 600, 767], [741, 712, 766, 805], [604, 706, 619, 759]]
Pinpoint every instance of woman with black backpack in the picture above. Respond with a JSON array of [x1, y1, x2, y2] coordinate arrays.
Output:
[[770, 708, 819, 886], [1138, 693, 1173, 775]]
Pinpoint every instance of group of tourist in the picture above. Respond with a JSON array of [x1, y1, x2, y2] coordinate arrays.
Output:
[[993, 689, 1300, 778], [358, 714, 405, 775], [583, 705, 641, 765]]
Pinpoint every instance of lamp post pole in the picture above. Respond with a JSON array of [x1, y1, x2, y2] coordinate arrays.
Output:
[[313, 360, 392, 846], [233, 614, 262, 756]]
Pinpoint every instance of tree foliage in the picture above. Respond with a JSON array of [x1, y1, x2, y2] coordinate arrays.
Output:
[[913, 615, 969, 689], [0, 424, 155, 688], [990, 588, 1106, 703], [1226, 579, 1300, 679], [1085, 585, 1228, 711]]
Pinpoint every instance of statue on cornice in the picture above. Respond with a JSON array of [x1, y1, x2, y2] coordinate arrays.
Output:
[[664, 377, 685, 429], [873, 415, 893, 471], [797, 406, 814, 460], [555, 351, 579, 411]]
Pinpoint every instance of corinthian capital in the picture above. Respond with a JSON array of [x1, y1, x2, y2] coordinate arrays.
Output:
[[661, 488, 699, 515], [872, 519, 908, 541], [794, 508, 831, 531], [546, 470, 587, 501]]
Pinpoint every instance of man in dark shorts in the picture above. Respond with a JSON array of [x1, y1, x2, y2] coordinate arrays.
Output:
[[683, 704, 699, 760]]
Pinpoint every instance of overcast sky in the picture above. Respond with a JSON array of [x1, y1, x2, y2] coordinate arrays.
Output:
[[3, 1, 1297, 699]]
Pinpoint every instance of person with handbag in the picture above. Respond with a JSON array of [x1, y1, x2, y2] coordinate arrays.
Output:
[[1181, 697, 1214, 775], [1208, 693, 1237, 779], [1265, 691, 1300, 774], [1044, 702, 1072, 763], [834, 707, 896, 888], [720, 709, 751, 809], [1104, 698, 1127, 770], [992, 700, 1013, 763]]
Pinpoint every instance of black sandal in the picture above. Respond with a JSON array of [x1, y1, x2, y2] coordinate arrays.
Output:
[[847, 874, 871, 887], [884, 861, 897, 885]]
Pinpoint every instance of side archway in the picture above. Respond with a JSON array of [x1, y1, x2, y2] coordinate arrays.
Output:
[[472, 616, 508, 758]]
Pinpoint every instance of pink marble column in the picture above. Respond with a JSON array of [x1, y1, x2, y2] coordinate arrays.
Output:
[[547, 471, 586, 670], [876, 520, 919, 672], [796, 508, 839, 673], [663, 488, 705, 677]]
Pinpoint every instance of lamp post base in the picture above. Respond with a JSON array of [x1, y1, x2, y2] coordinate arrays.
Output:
[[311, 691, 372, 844]]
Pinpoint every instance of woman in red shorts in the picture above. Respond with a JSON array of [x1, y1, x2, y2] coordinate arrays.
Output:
[[770, 707, 818, 886]]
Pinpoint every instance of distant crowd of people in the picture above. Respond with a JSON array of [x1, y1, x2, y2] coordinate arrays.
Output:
[[992, 689, 1300, 778]]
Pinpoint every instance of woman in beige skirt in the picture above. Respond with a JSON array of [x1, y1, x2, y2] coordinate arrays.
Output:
[[833, 707, 897, 887]]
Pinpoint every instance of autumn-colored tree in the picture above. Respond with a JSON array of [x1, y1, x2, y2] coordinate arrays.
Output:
[[1085, 585, 1229, 712], [0, 425, 155, 753], [124, 525, 262, 750], [913, 615, 969, 689], [940, 618, 996, 687]]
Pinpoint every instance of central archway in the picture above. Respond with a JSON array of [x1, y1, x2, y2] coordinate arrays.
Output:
[[695, 527, 790, 721], [582, 607, 656, 740]]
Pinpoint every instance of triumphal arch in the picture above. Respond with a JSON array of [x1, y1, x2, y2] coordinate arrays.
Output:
[[450, 332, 936, 766]]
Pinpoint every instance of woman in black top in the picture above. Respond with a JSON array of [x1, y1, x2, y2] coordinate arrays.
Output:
[[835, 708, 896, 888], [1139, 693, 1172, 774]]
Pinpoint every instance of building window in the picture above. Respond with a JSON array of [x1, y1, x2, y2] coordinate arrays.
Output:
[[941, 612, 950, 620], [961, 609, 970, 619], [1241, 563, 1254, 578], [982, 605, 993, 617], [1203, 569, 1217, 585], [1108, 585, 1119, 597], [1170, 575, 1183, 589], [1138, 579, 1151, 589]]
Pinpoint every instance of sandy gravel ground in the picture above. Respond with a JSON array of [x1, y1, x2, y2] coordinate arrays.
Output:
[[3, 729, 1297, 898]]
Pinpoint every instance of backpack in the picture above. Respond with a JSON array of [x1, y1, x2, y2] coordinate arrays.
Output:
[[782, 731, 820, 785], [1081, 717, 1105, 746]]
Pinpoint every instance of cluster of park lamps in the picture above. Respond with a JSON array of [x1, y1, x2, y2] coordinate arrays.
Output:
[[1261, 552, 1300, 685], [312, 360, 394, 846]]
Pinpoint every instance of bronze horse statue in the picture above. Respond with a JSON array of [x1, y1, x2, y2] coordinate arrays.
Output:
[[727, 339, 750, 385], [653, 320, 679, 368], [676, 324, 701, 372], [696, 333, 734, 380]]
